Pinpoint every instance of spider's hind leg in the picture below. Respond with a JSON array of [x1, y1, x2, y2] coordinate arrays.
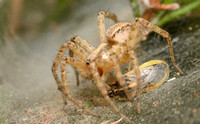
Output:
[[135, 18, 183, 75]]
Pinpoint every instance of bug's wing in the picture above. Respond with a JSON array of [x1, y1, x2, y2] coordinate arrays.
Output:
[[125, 61, 169, 95]]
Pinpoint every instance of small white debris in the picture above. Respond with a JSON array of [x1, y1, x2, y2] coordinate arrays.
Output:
[[22, 117, 28, 121], [167, 77, 176, 82], [172, 37, 179, 43]]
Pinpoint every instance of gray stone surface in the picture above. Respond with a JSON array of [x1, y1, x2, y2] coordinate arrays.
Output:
[[0, 0, 200, 124]]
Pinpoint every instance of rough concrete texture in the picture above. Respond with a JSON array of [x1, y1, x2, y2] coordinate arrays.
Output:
[[0, 0, 200, 124]]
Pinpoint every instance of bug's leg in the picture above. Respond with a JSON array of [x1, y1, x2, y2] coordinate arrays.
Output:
[[89, 62, 132, 124], [60, 58, 99, 117], [52, 41, 88, 104], [128, 50, 142, 114], [98, 11, 118, 43], [109, 72, 114, 83], [135, 18, 183, 75], [111, 55, 138, 113]]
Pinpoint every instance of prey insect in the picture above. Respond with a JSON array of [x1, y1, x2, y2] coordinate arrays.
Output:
[[108, 60, 169, 98], [52, 11, 183, 123]]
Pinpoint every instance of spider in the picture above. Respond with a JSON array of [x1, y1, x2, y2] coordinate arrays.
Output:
[[52, 11, 183, 123]]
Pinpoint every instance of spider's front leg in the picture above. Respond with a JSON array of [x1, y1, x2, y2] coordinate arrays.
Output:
[[60, 57, 99, 117], [111, 55, 138, 112], [128, 50, 142, 114], [52, 40, 88, 104], [89, 62, 132, 124], [71, 36, 95, 53], [98, 11, 118, 43], [69, 36, 95, 86]]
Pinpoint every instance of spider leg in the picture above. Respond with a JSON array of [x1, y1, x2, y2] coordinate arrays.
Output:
[[80, 71, 93, 79], [69, 49, 80, 86], [134, 18, 183, 75], [60, 58, 99, 117], [87, 43, 108, 62], [128, 50, 142, 114], [98, 11, 118, 43], [126, 22, 143, 113], [111, 54, 138, 113], [71, 36, 95, 53], [52, 41, 88, 104], [89, 62, 132, 124], [69, 36, 95, 86]]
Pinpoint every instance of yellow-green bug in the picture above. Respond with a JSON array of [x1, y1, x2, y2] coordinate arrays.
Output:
[[108, 60, 169, 98]]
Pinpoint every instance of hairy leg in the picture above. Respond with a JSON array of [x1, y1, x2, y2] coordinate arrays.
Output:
[[111, 55, 138, 113], [71, 36, 95, 53], [125, 20, 145, 113], [128, 50, 142, 114], [135, 18, 183, 75], [89, 62, 132, 124], [98, 11, 118, 43], [52, 41, 88, 104], [69, 36, 95, 85], [60, 58, 99, 117], [80, 71, 93, 79]]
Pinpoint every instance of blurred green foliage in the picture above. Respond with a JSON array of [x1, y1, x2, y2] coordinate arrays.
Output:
[[0, 0, 200, 39], [130, 0, 140, 17], [157, 0, 200, 26], [130, 0, 200, 26]]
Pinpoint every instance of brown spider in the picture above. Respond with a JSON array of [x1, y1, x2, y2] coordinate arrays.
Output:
[[52, 11, 183, 123]]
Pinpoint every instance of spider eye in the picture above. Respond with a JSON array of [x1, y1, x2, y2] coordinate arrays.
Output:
[[86, 59, 90, 65]]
